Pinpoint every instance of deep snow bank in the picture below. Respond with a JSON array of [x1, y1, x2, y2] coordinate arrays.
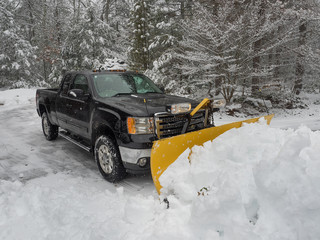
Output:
[[160, 122, 320, 239], [2, 123, 318, 240], [1, 88, 319, 240]]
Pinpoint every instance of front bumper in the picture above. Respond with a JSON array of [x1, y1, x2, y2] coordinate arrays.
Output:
[[118, 146, 151, 174]]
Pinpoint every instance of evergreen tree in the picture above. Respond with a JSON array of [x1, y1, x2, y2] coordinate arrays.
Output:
[[62, 3, 126, 71], [155, 0, 320, 103], [0, 0, 37, 87], [149, 1, 184, 70], [145, 0, 192, 88]]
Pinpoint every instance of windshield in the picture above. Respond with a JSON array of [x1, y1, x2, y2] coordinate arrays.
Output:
[[92, 73, 163, 97]]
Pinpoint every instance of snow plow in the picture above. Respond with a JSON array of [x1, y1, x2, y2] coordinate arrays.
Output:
[[151, 98, 274, 194]]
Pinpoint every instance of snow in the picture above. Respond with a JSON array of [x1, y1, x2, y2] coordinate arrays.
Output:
[[244, 97, 273, 108], [0, 88, 320, 240], [215, 92, 320, 131], [0, 88, 36, 110], [160, 121, 320, 239], [97, 58, 127, 71]]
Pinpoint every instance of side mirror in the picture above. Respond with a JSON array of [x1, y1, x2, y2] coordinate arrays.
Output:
[[68, 89, 84, 98], [68, 89, 90, 100]]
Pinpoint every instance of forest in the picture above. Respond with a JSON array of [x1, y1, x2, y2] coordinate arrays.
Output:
[[1, 0, 320, 109]]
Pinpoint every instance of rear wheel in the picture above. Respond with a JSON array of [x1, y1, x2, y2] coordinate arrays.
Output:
[[41, 112, 58, 140], [94, 135, 126, 182]]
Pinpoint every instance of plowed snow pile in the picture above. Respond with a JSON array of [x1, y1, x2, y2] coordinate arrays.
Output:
[[160, 121, 320, 239], [1, 88, 320, 239]]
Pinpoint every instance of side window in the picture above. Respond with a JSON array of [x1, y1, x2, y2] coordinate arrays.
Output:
[[61, 74, 72, 96], [71, 75, 89, 94]]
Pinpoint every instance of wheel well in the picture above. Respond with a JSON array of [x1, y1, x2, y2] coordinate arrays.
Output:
[[39, 104, 46, 116], [92, 124, 116, 147]]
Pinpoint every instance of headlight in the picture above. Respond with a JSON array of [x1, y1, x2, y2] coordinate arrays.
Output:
[[170, 103, 191, 114], [127, 117, 154, 134]]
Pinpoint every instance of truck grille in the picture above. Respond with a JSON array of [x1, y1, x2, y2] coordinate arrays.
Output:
[[155, 111, 205, 139]]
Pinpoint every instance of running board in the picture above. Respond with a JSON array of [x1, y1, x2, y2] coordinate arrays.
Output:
[[58, 130, 91, 152]]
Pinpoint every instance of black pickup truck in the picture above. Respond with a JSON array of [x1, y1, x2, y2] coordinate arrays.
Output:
[[36, 70, 213, 182]]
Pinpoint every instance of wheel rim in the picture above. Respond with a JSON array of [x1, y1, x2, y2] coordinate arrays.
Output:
[[98, 144, 114, 174], [43, 117, 50, 136]]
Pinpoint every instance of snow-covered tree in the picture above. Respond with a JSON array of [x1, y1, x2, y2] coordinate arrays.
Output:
[[149, 1, 184, 69], [0, 0, 37, 87], [156, 0, 320, 103], [1, 0, 320, 99], [62, 3, 127, 71], [145, 0, 194, 89]]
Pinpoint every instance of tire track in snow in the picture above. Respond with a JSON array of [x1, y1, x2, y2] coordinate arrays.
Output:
[[0, 103, 155, 196]]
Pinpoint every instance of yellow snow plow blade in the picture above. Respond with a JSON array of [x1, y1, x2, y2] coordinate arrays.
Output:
[[151, 114, 274, 194]]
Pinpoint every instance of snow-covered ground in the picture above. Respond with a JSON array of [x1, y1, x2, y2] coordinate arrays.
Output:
[[215, 93, 320, 131], [0, 89, 319, 240]]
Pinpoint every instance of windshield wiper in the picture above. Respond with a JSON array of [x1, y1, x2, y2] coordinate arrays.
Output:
[[113, 93, 134, 97], [143, 91, 162, 94]]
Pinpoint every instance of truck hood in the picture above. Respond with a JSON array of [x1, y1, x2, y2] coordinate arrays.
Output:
[[98, 93, 199, 116]]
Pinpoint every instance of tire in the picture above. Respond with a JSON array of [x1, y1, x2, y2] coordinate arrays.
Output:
[[41, 112, 58, 141], [94, 135, 127, 183]]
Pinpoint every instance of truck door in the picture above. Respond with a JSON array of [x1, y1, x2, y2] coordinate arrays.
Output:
[[56, 74, 73, 130], [65, 74, 91, 139]]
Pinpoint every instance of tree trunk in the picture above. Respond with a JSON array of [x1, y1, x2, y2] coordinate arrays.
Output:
[[180, 1, 185, 19], [252, 38, 261, 95], [27, 0, 35, 44], [251, 0, 266, 96], [214, 76, 222, 96], [103, 0, 111, 23], [54, 1, 61, 44], [294, 22, 307, 95]]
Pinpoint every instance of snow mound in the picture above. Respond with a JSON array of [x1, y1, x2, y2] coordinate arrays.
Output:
[[1, 88, 319, 239], [160, 123, 320, 239], [0, 89, 36, 109]]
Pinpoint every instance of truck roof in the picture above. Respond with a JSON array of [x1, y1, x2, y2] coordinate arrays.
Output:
[[65, 70, 140, 76]]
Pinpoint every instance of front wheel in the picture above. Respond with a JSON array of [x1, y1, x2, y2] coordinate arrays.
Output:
[[95, 135, 126, 183], [42, 112, 58, 140]]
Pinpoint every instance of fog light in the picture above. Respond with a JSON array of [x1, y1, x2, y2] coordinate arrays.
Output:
[[138, 157, 148, 167]]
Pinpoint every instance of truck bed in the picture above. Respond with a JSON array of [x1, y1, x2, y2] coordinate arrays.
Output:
[[36, 88, 60, 125]]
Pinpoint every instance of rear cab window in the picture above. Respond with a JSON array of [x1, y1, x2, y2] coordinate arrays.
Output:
[[61, 74, 73, 96]]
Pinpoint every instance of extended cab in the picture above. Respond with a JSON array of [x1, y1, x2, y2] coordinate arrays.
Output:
[[36, 70, 213, 182]]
